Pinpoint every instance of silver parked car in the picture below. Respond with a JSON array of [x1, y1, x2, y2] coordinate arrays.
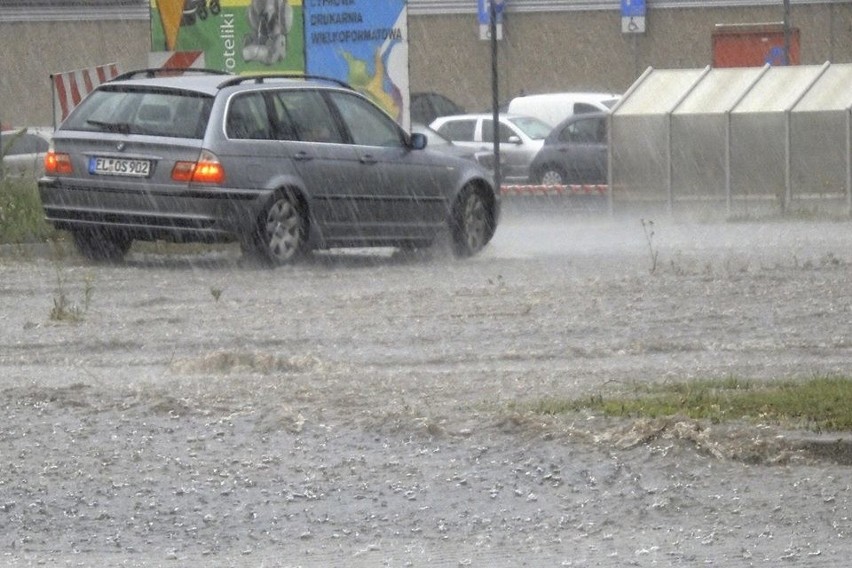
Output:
[[1, 126, 53, 180], [38, 69, 499, 265], [410, 122, 494, 171], [428, 113, 552, 182]]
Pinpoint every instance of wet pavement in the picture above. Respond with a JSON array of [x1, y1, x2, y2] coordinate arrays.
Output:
[[1, 209, 851, 566]]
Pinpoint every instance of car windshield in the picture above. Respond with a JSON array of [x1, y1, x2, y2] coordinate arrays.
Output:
[[62, 87, 214, 139], [507, 116, 552, 139]]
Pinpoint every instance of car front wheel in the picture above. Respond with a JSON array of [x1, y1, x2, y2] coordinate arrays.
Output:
[[538, 166, 567, 186], [450, 185, 494, 258], [247, 189, 307, 266], [71, 229, 132, 262]]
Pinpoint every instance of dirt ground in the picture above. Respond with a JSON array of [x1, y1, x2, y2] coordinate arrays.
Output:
[[1, 205, 851, 567]]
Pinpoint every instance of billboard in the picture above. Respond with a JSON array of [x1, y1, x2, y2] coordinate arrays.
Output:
[[150, 0, 409, 124], [150, 0, 305, 73], [304, 0, 408, 126]]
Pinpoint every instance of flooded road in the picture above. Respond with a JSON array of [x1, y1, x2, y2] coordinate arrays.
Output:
[[1, 208, 851, 566]]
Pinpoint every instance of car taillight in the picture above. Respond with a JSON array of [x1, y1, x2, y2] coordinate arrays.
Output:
[[44, 151, 73, 175], [172, 150, 225, 184]]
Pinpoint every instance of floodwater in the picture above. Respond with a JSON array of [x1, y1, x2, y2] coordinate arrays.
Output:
[[1, 205, 851, 566]]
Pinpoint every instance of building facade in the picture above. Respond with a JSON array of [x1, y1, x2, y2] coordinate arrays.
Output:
[[2, 0, 852, 126]]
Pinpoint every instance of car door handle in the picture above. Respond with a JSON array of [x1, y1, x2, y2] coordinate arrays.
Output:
[[293, 151, 314, 161], [360, 154, 378, 165]]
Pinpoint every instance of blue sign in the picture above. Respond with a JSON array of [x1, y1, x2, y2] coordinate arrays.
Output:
[[766, 46, 787, 66], [305, 0, 409, 124], [621, 0, 646, 18], [478, 0, 505, 25]]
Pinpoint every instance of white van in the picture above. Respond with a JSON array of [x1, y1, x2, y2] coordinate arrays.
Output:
[[506, 92, 621, 128]]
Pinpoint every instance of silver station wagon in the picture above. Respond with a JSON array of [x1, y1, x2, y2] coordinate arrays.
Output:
[[38, 69, 499, 265]]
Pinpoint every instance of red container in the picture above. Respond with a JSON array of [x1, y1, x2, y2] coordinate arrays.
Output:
[[712, 23, 800, 67]]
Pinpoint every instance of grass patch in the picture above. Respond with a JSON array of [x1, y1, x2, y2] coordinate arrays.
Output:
[[0, 178, 56, 243], [525, 375, 852, 432]]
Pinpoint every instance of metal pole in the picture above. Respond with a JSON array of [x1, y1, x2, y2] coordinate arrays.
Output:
[[784, 110, 791, 213], [783, 0, 791, 64], [666, 114, 673, 214], [606, 112, 614, 216], [50, 74, 58, 130], [489, 0, 501, 192], [847, 108, 852, 216], [725, 111, 732, 216]]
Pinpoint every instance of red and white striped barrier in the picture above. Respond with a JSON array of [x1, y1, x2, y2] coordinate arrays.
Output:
[[500, 184, 608, 196], [51, 63, 121, 123], [148, 51, 206, 71]]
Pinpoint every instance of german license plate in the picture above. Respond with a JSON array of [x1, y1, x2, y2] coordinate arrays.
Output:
[[89, 156, 151, 177]]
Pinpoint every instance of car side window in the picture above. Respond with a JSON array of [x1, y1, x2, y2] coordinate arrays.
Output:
[[328, 91, 402, 147], [274, 90, 344, 144], [265, 92, 298, 141], [574, 102, 600, 115], [565, 118, 604, 144], [227, 93, 272, 140], [437, 119, 476, 142], [482, 120, 514, 143]]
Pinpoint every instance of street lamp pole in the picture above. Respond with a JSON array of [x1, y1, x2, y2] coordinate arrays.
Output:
[[783, 0, 791, 64], [489, 0, 501, 191]]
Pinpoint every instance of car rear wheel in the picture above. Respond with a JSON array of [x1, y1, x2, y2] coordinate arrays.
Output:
[[71, 229, 132, 262], [450, 185, 493, 258], [248, 189, 307, 266], [538, 166, 567, 186]]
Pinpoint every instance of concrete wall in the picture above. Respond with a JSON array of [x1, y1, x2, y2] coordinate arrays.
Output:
[[408, 4, 852, 113], [0, 20, 150, 127], [3, 4, 852, 127]]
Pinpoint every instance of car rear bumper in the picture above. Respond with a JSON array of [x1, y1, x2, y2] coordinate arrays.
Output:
[[38, 179, 273, 242]]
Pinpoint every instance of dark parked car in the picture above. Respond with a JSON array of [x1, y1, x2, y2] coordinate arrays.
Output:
[[528, 111, 608, 186], [39, 70, 499, 265], [410, 92, 465, 126]]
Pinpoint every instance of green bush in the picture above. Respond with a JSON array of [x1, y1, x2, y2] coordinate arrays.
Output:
[[0, 178, 55, 243]]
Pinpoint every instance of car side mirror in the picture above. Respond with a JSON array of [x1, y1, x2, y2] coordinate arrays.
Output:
[[508, 135, 522, 145], [409, 132, 427, 150]]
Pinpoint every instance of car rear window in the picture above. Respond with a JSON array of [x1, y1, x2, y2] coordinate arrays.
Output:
[[62, 87, 213, 139]]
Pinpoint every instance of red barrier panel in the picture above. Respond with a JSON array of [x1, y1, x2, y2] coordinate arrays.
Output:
[[500, 184, 608, 196]]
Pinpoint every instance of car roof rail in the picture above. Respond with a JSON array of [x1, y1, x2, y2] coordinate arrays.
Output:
[[218, 73, 354, 91], [111, 68, 232, 81]]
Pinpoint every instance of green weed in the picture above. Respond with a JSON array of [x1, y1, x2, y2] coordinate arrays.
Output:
[[0, 178, 55, 243], [524, 375, 852, 433], [49, 267, 95, 322], [640, 218, 658, 274]]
